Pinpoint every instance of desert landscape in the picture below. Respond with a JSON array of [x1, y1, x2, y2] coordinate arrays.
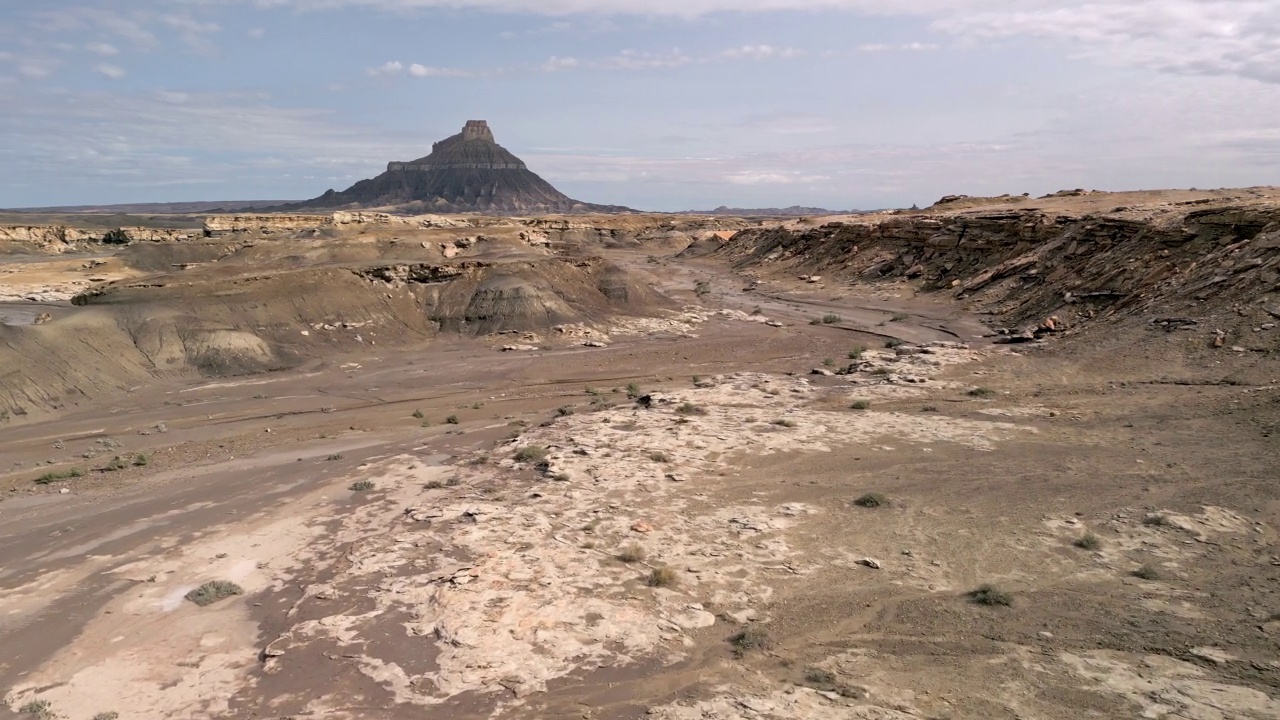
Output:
[[1, 174, 1278, 719]]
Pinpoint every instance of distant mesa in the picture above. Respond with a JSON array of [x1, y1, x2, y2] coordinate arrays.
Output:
[[682, 205, 859, 216], [282, 120, 629, 215]]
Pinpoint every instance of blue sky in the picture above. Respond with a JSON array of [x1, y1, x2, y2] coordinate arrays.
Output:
[[2, 1, 1278, 210]]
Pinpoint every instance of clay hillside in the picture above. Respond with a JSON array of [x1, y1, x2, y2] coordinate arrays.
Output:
[[281, 120, 629, 215]]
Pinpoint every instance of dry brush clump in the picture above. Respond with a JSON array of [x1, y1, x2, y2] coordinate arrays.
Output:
[[617, 542, 646, 563], [968, 583, 1012, 606], [185, 580, 243, 607], [729, 625, 773, 657], [647, 567, 678, 587]]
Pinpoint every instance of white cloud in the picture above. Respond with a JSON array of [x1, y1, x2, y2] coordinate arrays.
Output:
[[727, 170, 830, 185], [407, 63, 474, 77], [248, 27, 267, 39], [367, 60, 404, 76], [858, 42, 938, 52], [95, 63, 127, 80], [35, 8, 157, 49], [596, 49, 695, 70], [85, 42, 120, 56], [721, 44, 803, 60], [162, 14, 222, 53], [18, 60, 59, 79]]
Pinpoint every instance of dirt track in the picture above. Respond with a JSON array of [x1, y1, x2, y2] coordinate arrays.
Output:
[[1, 208, 1278, 720]]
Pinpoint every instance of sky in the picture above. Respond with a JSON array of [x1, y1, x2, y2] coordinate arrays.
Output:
[[1, 1, 1278, 211]]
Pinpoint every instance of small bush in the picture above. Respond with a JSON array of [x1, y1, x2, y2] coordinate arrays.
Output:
[[649, 451, 672, 463], [922, 404, 939, 412], [412, 409, 424, 419], [823, 358, 836, 366], [885, 339, 905, 348], [691, 375, 701, 385], [446, 477, 462, 487], [809, 318, 823, 325], [891, 312, 909, 322], [968, 583, 1012, 606], [326, 453, 344, 461], [967, 387, 997, 398], [804, 667, 837, 686], [750, 306, 763, 315], [676, 402, 705, 415], [514, 445, 549, 463], [349, 480, 374, 491], [92, 713, 120, 720], [133, 453, 149, 467], [822, 314, 842, 324], [425, 479, 445, 489], [20, 700, 56, 719], [556, 405, 575, 417], [848, 347, 866, 360], [445, 414, 460, 425], [103, 456, 128, 471], [1133, 563, 1162, 581], [853, 492, 888, 508], [850, 400, 870, 410], [772, 418, 797, 428], [730, 625, 773, 656], [617, 543, 646, 563], [185, 580, 244, 607], [1142, 513, 1170, 527], [647, 567, 678, 587], [694, 280, 711, 297], [34, 468, 84, 485], [1074, 532, 1103, 551], [626, 383, 641, 398], [869, 367, 891, 376]]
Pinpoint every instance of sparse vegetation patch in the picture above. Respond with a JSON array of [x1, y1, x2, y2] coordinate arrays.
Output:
[[349, 480, 375, 491], [822, 313, 842, 324], [968, 387, 997, 398], [730, 625, 773, 656], [968, 583, 1012, 606], [514, 445, 549, 463], [185, 580, 244, 607], [850, 400, 870, 410], [647, 567, 677, 587], [34, 467, 84, 484], [1074, 532, 1103, 550], [618, 542, 646, 563], [853, 492, 888, 508], [1134, 563, 1162, 581]]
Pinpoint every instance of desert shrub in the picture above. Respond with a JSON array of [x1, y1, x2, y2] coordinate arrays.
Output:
[[1133, 563, 1162, 581], [185, 580, 243, 606], [446, 477, 462, 487], [326, 453, 344, 461], [967, 387, 996, 398], [730, 625, 773, 656], [424, 479, 445, 489], [103, 456, 128, 471], [891, 312, 909, 322], [968, 583, 1012, 606], [412, 409, 424, 419], [676, 402, 705, 415], [617, 543, 646, 563], [626, 383, 641, 398], [647, 567, 677, 587], [1143, 513, 1170, 527], [349, 480, 374, 491], [132, 453, 149, 467], [34, 468, 84, 485], [772, 418, 797, 428], [1074, 532, 1103, 550], [694, 280, 711, 297], [822, 314, 842, 324], [92, 713, 120, 720], [884, 339, 904, 348], [649, 451, 672, 463], [556, 405, 575, 417], [809, 318, 823, 325], [853, 492, 888, 508], [513, 445, 549, 463], [445, 414, 460, 424], [850, 400, 870, 410], [823, 358, 836, 366], [848, 347, 866, 360], [922, 404, 939, 412]]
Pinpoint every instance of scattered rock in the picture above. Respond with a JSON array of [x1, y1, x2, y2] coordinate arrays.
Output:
[[631, 521, 654, 533], [859, 557, 882, 570]]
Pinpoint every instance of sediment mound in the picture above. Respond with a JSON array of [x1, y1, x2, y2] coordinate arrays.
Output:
[[0, 255, 670, 422]]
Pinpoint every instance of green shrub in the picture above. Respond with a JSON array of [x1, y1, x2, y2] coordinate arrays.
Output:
[[412, 409, 424, 419], [185, 580, 244, 607], [676, 402, 705, 415], [514, 445, 549, 463], [771, 418, 797, 428], [822, 314, 841, 324], [626, 383, 641, 398], [891, 312, 909, 322], [445, 414, 460, 424], [848, 347, 866, 360], [730, 625, 772, 656], [349, 480, 374, 492], [1074, 532, 1103, 551], [556, 405, 575, 417], [1133, 563, 1162, 581], [850, 400, 870, 410], [103, 456, 128, 471], [853, 492, 887, 508], [967, 387, 996, 398], [34, 468, 84, 485], [133, 453, 149, 467], [649, 451, 672, 463], [326, 453, 344, 461], [968, 583, 1012, 606]]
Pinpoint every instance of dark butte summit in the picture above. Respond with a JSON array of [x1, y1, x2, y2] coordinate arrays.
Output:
[[292, 120, 629, 214]]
